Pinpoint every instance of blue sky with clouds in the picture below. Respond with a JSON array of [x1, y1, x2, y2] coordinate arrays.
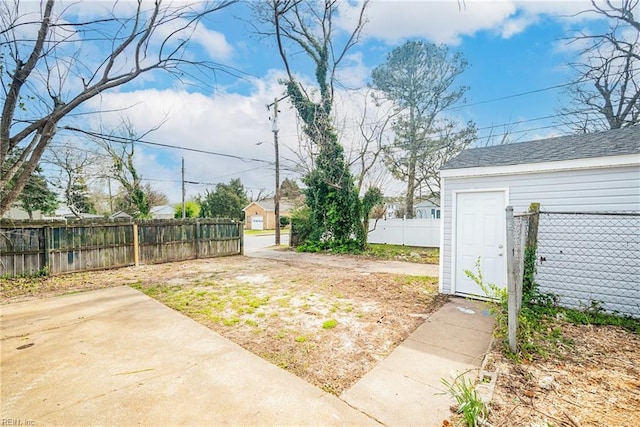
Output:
[[35, 0, 615, 203]]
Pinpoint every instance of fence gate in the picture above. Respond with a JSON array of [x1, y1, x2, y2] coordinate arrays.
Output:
[[535, 212, 640, 318]]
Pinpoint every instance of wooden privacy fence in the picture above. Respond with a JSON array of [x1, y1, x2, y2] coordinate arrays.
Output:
[[0, 219, 243, 277]]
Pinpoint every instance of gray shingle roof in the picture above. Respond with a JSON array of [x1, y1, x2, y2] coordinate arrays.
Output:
[[441, 126, 640, 170]]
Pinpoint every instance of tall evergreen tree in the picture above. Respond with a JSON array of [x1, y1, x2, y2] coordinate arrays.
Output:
[[371, 41, 475, 215], [198, 179, 248, 219]]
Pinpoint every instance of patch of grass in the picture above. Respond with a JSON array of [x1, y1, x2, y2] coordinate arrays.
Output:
[[276, 297, 291, 308], [294, 335, 308, 343], [322, 319, 338, 329], [393, 275, 438, 292], [363, 244, 439, 264], [244, 229, 275, 236], [1, 266, 48, 280], [222, 316, 241, 326], [0, 276, 43, 296]]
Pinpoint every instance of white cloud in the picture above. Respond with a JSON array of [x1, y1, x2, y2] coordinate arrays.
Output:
[[81, 72, 297, 203], [335, 52, 372, 88], [339, 0, 518, 45], [154, 17, 234, 61], [338, 0, 599, 45], [193, 25, 234, 60]]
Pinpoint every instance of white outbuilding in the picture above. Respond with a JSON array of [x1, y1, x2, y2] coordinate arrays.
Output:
[[438, 126, 640, 313]]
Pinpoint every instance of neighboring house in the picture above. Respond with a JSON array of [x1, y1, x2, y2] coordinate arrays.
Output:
[[415, 200, 440, 219], [150, 205, 175, 219], [381, 197, 404, 219], [243, 199, 294, 230], [109, 211, 133, 220], [2, 204, 42, 220], [384, 202, 400, 219], [438, 126, 640, 308], [44, 205, 101, 220]]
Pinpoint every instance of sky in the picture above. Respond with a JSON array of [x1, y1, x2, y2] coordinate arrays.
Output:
[[19, 0, 619, 205]]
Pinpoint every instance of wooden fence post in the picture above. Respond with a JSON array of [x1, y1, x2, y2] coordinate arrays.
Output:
[[43, 225, 51, 275], [195, 220, 201, 259], [505, 206, 518, 353], [239, 222, 244, 255], [132, 222, 139, 267], [517, 221, 527, 312], [526, 202, 540, 249]]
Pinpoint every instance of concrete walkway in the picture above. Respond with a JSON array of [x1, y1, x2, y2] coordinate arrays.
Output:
[[342, 298, 495, 426], [1, 286, 377, 426], [1, 288, 493, 426]]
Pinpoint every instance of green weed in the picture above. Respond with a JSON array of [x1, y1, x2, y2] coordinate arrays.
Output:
[[322, 319, 338, 329], [440, 375, 487, 427]]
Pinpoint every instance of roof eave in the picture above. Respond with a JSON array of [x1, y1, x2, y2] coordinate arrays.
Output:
[[440, 153, 639, 179]]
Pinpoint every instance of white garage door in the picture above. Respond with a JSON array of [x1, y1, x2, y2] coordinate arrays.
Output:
[[251, 216, 264, 231], [454, 191, 506, 297]]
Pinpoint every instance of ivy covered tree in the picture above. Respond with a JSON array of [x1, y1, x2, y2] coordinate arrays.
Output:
[[198, 178, 248, 219], [279, 178, 301, 199], [255, 0, 381, 251], [94, 121, 151, 219]]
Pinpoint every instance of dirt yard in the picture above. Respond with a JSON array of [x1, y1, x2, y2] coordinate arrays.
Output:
[[3, 253, 639, 425], [485, 322, 640, 427], [1, 255, 445, 394]]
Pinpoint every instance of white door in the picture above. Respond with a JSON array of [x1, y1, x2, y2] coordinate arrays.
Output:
[[251, 216, 264, 231], [455, 191, 506, 297]]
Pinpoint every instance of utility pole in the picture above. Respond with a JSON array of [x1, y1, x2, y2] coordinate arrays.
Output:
[[267, 94, 288, 246], [181, 157, 186, 219], [272, 97, 281, 245]]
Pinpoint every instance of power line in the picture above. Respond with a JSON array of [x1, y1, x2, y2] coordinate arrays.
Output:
[[61, 126, 275, 165]]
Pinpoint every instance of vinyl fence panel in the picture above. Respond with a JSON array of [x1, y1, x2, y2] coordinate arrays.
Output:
[[367, 218, 440, 247]]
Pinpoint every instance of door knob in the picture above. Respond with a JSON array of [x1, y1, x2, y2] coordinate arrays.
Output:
[[498, 244, 503, 249], [498, 253, 503, 256]]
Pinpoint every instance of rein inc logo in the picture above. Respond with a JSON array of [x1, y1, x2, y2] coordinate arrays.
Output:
[[1, 420, 35, 426]]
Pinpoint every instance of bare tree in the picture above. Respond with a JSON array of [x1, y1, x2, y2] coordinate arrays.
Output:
[[46, 143, 101, 217], [558, 0, 640, 132], [344, 89, 397, 194], [0, 0, 237, 216]]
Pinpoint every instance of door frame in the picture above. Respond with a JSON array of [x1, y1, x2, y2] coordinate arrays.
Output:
[[451, 187, 509, 296]]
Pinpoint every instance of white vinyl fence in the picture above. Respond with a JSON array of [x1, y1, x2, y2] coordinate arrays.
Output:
[[367, 218, 440, 248]]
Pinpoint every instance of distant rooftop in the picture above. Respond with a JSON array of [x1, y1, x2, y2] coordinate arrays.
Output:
[[441, 126, 640, 170]]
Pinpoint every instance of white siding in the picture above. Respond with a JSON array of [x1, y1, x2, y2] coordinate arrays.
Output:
[[535, 212, 639, 317], [441, 164, 640, 295]]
